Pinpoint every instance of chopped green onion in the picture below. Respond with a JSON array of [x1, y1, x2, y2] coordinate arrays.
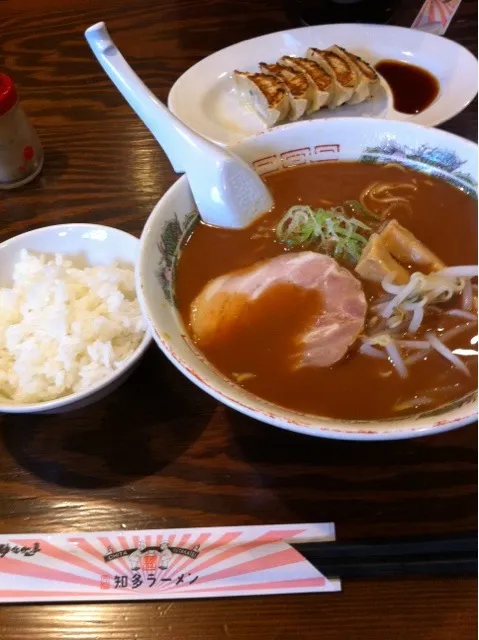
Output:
[[276, 203, 371, 263], [344, 199, 380, 220]]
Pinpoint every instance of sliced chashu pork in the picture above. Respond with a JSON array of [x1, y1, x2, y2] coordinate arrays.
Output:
[[190, 252, 367, 368], [234, 71, 290, 127], [259, 62, 312, 120], [279, 56, 332, 111]]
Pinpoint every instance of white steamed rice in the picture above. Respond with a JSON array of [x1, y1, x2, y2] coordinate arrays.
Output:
[[0, 250, 146, 404]]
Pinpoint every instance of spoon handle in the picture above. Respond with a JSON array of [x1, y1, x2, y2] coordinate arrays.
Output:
[[85, 22, 187, 173], [85, 21, 273, 228]]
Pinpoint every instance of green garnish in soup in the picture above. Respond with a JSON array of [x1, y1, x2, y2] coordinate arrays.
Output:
[[276, 202, 371, 263]]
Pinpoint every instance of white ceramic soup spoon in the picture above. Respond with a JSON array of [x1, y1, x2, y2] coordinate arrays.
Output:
[[85, 22, 272, 229]]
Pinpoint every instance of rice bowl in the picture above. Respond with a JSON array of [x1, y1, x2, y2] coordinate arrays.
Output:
[[0, 224, 151, 414]]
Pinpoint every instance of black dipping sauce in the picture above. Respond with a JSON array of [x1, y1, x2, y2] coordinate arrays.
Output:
[[376, 59, 440, 114]]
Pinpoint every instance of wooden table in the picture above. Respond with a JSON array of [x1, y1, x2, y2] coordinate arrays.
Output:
[[0, 0, 477, 637]]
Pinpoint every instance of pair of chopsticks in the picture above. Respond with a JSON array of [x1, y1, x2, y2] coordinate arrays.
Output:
[[293, 532, 477, 578]]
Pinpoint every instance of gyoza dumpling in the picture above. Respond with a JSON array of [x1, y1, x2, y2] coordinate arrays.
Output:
[[234, 70, 290, 127], [330, 46, 381, 102], [350, 51, 380, 98], [259, 62, 311, 120], [326, 45, 368, 104], [306, 47, 358, 108], [331, 45, 381, 104], [279, 56, 332, 112]]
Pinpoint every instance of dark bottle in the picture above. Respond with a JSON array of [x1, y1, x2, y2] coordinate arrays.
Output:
[[289, 0, 398, 26]]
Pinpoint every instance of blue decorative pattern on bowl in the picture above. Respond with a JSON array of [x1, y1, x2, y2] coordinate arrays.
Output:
[[360, 142, 478, 198], [156, 210, 198, 303]]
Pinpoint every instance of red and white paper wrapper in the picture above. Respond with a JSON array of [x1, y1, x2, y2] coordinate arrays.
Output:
[[412, 0, 462, 35], [0, 523, 340, 602]]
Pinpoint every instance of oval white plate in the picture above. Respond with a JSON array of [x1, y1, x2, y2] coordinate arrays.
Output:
[[168, 23, 478, 146]]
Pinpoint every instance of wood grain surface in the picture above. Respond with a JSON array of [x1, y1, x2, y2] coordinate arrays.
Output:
[[0, 0, 477, 638]]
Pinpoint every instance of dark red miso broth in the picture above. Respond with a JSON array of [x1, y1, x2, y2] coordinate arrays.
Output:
[[175, 162, 477, 420]]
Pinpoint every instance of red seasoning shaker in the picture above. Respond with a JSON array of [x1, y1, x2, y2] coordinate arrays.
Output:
[[0, 73, 43, 189]]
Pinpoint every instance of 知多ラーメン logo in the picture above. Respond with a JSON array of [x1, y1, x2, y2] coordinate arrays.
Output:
[[104, 542, 200, 572]]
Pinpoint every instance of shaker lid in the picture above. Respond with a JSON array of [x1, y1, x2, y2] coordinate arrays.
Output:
[[0, 73, 18, 115]]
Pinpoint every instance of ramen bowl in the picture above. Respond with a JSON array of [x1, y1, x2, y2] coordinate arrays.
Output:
[[137, 117, 478, 440]]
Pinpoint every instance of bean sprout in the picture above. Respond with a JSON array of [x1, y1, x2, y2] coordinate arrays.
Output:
[[425, 333, 470, 375]]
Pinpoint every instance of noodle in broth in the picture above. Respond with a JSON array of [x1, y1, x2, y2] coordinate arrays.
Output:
[[175, 162, 477, 420]]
